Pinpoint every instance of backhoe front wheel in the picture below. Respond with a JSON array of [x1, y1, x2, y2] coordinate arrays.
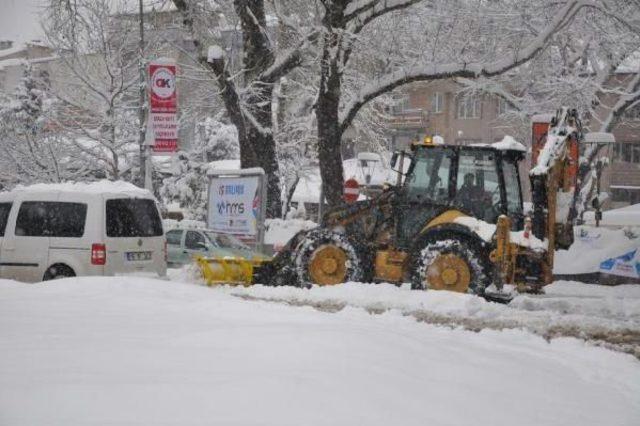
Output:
[[411, 239, 490, 295], [293, 229, 369, 287]]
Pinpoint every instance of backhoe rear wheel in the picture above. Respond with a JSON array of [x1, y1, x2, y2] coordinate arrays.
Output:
[[293, 229, 369, 287], [411, 239, 490, 295]]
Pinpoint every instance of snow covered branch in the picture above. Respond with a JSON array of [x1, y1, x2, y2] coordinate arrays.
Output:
[[338, 0, 604, 133], [346, 0, 422, 33], [259, 30, 320, 82]]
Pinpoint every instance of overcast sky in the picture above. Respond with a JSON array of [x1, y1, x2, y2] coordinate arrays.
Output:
[[0, 0, 44, 43]]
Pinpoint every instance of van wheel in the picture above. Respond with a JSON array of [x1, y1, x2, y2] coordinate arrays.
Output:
[[43, 264, 76, 281]]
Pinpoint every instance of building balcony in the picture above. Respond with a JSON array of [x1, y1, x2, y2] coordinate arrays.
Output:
[[387, 108, 429, 129]]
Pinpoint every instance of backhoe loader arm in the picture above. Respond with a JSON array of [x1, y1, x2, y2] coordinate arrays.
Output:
[[527, 108, 614, 283], [530, 108, 581, 244]]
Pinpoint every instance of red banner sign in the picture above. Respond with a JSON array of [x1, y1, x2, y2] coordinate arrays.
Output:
[[148, 60, 178, 154]]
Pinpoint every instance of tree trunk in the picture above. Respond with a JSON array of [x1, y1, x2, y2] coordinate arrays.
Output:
[[317, 90, 345, 208], [316, 12, 347, 209], [244, 86, 282, 218]]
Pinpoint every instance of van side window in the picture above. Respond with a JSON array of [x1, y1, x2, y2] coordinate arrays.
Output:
[[166, 230, 183, 246], [106, 199, 163, 237], [15, 202, 87, 237], [0, 203, 12, 237], [185, 231, 205, 250]]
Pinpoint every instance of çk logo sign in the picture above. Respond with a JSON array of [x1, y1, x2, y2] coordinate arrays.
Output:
[[148, 61, 177, 113], [151, 67, 175, 98], [148, 59, 178, 154]]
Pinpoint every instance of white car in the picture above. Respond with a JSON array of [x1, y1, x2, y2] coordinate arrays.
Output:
[[0, 181, 167, 282]]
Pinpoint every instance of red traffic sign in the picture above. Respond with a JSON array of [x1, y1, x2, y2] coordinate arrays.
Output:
[[343, 178, 359, 203]]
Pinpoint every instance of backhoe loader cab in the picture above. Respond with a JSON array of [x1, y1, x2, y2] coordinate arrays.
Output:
[[393, 143, 526, 248]]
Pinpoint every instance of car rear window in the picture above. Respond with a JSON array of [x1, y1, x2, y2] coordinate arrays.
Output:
[[106, 198, 163, 238], [166, 229, 182, 246], [0, 202, 12, 237], [15, 202, 87, 237]]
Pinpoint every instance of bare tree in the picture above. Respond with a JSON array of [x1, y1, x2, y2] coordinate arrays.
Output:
[[0, 64, 85, 187], [42, 0, 147, 180]]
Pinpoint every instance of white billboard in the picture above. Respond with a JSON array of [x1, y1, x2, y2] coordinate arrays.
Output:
[[207, 168, 266, 248]]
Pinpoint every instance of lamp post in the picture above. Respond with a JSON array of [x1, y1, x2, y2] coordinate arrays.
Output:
[[138, 0, 152, 191]]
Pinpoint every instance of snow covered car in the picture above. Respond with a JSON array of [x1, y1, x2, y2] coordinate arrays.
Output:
[[165, 227, 268, 268], [0, 181, 167, 282]]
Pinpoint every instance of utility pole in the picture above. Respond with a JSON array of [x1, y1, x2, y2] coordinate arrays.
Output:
[[138, 0, 152, 191]]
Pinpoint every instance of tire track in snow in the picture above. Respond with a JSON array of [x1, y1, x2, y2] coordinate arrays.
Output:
[[232, 292, 640, 360]]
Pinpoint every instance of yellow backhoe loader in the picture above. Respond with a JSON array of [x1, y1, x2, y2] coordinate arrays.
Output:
[[198, 108, 613, 301]]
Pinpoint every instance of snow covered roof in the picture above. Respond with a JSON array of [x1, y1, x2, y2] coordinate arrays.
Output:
[[119, 0, 179, 15], [208, 159, 241, 171], [0, 43, 26, 60], [491, 135, 526, 152], [584, 132, 616, 144], [5, 180, 152, 197], [616, 51, 640, 74], [0, 57, 26, 70], [531, 113, 554, 123], [357, 152, 382, 162]]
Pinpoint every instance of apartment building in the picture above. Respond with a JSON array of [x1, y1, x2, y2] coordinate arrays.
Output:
[[387, 76, 640, 208], [387, 79, 521, 151], [0, 40, 55, 94], [590, 68, 640, 208]]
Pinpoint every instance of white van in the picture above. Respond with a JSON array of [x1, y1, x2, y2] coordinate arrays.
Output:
[[0, 181, 167, 282]]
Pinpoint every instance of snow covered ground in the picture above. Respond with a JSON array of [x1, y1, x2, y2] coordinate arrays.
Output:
[[1, 276, 639, 425], [213, 279, 640, 358]]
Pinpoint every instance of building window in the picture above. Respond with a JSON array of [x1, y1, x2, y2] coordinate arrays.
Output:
[[623, 105, 640, 120], [391, 96, 411, 114], [457, 96, 481, 119], [431, 92, 444, 113], [611, 187, 640, 204], [613, 142, 640, 163], [497, 98, 515, 115]]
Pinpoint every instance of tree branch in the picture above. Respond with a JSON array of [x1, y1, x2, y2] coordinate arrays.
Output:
[[259, 30, 320, 82], [347, 0, 422, 33], [339, 0, 590, 133]]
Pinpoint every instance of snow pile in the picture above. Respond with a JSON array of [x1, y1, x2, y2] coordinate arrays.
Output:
[[583, 203, 640, 227], [510, 230, 547, 250], [265, 218, 317, 246], [554, 226, 639, 274], [454, 216, 496, 241], [8, 180, 150, 196], [1, 276, 639, 425], [491, 135, 526, 152], [163, 218, 207, 230], [208, 158, 241, 172], [454, 216, 546, 249]]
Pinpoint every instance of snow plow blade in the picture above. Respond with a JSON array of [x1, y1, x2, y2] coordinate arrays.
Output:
[[195, 255, 270, 286]]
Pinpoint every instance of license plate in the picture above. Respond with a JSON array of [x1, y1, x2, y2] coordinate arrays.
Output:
[[126, 251, 152, 261]]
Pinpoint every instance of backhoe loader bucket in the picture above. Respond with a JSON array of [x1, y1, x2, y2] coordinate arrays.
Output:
[[195, 255, 268, 286]]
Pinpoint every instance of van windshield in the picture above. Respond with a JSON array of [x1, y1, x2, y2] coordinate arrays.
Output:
[[106, 198, 163, 237]]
